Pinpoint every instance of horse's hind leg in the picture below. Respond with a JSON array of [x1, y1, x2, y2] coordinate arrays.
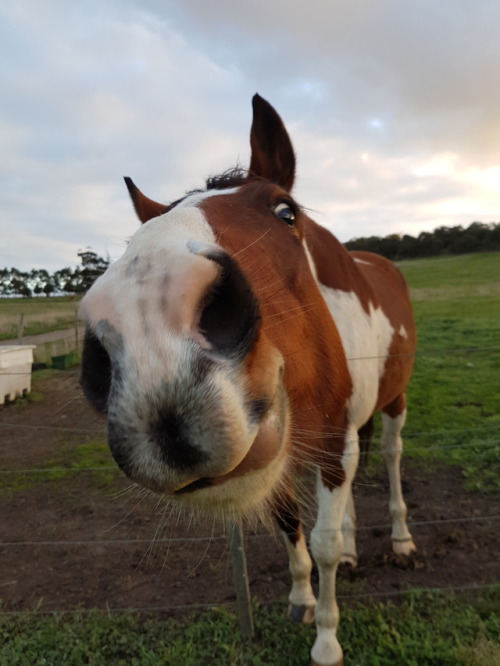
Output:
[[340, 417, 375, 567], [274, 494, 316, 624], [381, 395, 416, 556]]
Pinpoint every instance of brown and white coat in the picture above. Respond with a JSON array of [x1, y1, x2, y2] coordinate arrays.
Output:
[[80, 95, 416, 666]]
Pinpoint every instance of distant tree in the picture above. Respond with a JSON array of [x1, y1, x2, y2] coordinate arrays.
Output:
[[21, 285, 32, 297], [43, 281, 55, 297], [0, 268, 11, 295], [379, 234, 401, 260], [398, 234, 417, 259], [10, 276, 27, 296], [77, 248, 110, 293]]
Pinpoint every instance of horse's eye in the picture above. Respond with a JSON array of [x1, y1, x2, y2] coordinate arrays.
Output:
[[273, 201, 296, 226]]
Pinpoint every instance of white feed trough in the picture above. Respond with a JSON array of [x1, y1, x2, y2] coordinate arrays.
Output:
[[0, 345, 36, 404]]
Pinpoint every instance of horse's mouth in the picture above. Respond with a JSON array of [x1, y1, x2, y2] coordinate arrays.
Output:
[[173, 477, 214, 495]]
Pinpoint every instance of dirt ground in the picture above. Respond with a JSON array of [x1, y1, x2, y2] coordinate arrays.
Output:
[[0, 368, 498, 616]]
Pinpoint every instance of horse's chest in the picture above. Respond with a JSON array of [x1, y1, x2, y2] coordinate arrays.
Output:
[[319, 285, 394, 426]]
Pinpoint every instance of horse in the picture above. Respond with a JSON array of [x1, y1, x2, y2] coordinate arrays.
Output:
[[79, 94, 416, 666]]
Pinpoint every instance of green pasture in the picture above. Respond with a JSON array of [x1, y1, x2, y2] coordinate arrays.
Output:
[[0, 296, 80, 340], [399, 252, 500, 289], [1, 252, 499, 664], [397, 252, 500, 492]]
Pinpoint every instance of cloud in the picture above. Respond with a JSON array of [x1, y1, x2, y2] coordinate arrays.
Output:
[[1, 0, 499, 270], [0, 0, 249, 270]]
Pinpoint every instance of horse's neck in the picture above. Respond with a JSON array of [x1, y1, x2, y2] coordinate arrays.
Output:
[[303, 218, 374, 306]]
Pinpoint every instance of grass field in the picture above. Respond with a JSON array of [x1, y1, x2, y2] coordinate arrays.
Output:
[[399, 253, 500, 492], [0, 296, 80, 340], [1, 252, 499, 665]]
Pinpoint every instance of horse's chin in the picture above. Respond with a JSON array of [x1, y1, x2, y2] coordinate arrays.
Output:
[[168, 450, 290, 521], [164, 387, 291, 519]]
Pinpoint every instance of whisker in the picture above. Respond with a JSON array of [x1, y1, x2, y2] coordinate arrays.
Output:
[[263, 304, 319, 331], [264, 302, 321, 321], [108, 482, 139, 501], [51, 394, 81, 415], [103, 485, 153, 534], [292, 427, 348, 439], [233, 228, 272, 258]]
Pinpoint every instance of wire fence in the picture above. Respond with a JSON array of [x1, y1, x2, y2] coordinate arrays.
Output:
[[1, 514, 499, 549], [1, 338, 500, 378], [0, 345, 499, 624], [0, 442, 498, 483], [0, 582, 498, 618], [0, 421, 500, 466]]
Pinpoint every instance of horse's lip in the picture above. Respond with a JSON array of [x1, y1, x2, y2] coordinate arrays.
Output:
[[173, 477, 214, 495]]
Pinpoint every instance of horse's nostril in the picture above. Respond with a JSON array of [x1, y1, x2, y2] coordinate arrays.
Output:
[[152, 412, 208, 471], [199, 251, 260, 358], [80, 329, 111, 414]]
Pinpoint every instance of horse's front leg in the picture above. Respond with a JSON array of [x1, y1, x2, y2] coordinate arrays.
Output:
[[340, 487, 357, 567], [309, 427, 359, 666], [274, 495, 316, 624]]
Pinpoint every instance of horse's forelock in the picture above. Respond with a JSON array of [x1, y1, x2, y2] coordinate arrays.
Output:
[[205, 167, 249, 191]]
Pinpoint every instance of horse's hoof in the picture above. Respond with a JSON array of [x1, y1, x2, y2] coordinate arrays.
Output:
[[310, 636, 343, 665], [288, 602, 315, 624], [339, 552, 358, 568], [392, 538, 416, 556]]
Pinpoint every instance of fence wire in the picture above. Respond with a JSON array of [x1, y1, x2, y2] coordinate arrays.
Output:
[[1, 350, 498, 620], [1, 340, 500, 377], [0, 514, 499, 549], [0, 434, 498, 474], [0, 583, 497, 617]]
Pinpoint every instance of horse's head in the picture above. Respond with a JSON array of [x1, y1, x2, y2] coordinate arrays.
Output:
[[80, 95, 348, 518]]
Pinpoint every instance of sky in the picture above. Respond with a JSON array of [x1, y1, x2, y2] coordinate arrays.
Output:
[[1, 0, 500, 272]]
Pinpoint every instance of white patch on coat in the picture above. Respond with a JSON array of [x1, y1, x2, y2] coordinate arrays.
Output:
[[399, 323, 408, 338], [80, 192, 228, 340], [175, 188, 239, 210], [318, 286, 394, 427], [80, 207, 220, 384], [354, 257, 372, 267], [81, 189, 241, 333], [302, 240, 319, 281]]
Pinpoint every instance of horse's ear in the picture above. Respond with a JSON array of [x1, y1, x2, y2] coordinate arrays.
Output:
[[249, 94, 296, 191], [124, 177, 169, 224]]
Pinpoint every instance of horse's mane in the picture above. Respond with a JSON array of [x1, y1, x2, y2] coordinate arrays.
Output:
[[205, 167, 248, 191], [169, 167, 249, 209]]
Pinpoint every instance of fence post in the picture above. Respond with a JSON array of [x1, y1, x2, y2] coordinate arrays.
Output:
[[228, 521, 254, 639], [17, 313, 25, 342], [74, 309, 79, 352]]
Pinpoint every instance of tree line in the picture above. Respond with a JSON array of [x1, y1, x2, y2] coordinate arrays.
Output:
[[345, 221, 500, 260], [0, 250, 109, 298], [1, 222, 499, 297]]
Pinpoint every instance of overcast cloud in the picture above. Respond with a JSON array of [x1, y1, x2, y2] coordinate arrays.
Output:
[[1, 0, 499, 271]]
